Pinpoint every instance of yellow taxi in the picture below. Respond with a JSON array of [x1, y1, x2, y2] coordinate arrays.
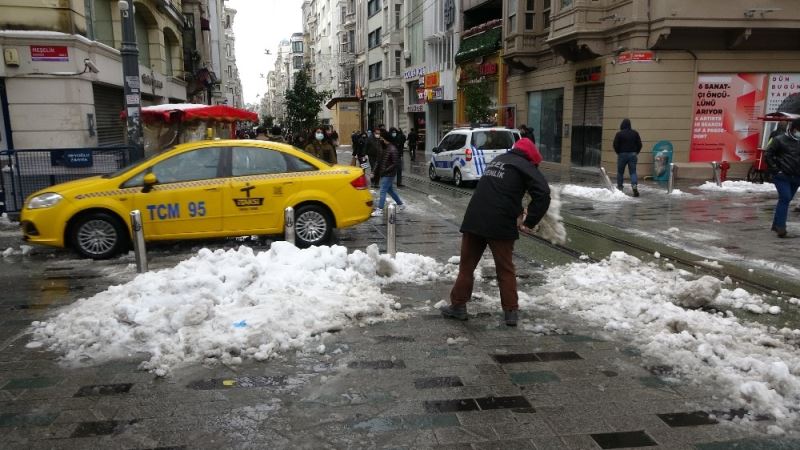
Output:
[[20, 139, 373, 259]]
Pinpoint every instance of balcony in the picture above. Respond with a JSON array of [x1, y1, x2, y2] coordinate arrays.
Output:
[[455, 21, 502, 64], [545, 0, 800, 61]]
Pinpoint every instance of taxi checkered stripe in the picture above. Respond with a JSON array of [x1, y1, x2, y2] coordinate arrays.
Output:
[[73, 169, 352, 200]]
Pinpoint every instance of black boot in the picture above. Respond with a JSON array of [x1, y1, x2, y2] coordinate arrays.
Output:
[[440, 304, 468, 321]]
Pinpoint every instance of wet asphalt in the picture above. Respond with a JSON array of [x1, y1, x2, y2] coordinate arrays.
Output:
[[1, 147, 799, 448]]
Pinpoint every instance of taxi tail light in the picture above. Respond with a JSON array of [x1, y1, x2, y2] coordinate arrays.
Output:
[[465, 148, 473, 161], [350, 173, 369, 190]]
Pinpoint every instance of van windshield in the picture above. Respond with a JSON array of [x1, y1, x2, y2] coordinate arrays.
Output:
[[471, 131, 515, 150]]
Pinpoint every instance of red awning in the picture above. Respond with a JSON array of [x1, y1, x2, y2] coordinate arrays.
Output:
[[121, 103, 258, 124]]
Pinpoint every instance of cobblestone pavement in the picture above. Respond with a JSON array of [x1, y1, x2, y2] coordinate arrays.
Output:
[[1, 148, 799, 448]]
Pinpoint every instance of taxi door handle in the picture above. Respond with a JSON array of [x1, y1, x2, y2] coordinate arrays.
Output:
[[204, 187, 220, 192]]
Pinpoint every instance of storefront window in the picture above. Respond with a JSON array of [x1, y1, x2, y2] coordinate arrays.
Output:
[[527, 88, 564, 163]]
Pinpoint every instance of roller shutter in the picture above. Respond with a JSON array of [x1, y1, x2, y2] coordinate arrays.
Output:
[[92, 84, 125, 146]]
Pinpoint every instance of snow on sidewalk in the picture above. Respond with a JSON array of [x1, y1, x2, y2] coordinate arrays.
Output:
[[532, 251, 800, 431], [28, 243, 452, 376]]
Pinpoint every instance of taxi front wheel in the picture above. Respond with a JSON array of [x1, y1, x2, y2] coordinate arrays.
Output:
[[69, 212, 128, 259], [294, 204, 332, 248]]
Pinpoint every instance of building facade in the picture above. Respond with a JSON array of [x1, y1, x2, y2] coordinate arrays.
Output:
[[221, 6, 243, 107], [499, 0, 800, 175], [0, 0, 244, 150], [356, 0, 407, 131], [403, 0, 461, 151]]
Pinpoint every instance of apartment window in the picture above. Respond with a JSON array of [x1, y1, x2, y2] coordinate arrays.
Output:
[[507, 0, 517, 34], [341, 6, 347, 23], [292, 41, 303, 53], [227, 65, 232, 78], [544, 0, 551, 28], [525, 0, 535, 30], [293, 56, 303, 70], [394, 50, 401, 75], [368, 28, 382, 49], [369, 62, 382, 81], [368, 0, 380, 17], [348, 30, 355, 53], [395, 4, 401, 29]]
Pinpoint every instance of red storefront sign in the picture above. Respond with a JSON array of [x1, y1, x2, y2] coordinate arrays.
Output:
[[616, 50, 655, 64], [478, 63, 498, 76], [30, 46, 69, 61], [424, 72, 440, 88]]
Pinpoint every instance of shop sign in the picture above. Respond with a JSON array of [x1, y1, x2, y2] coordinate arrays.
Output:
[[30, 45, 68, 61], [368, 89, 383, 98], [425, 87, 444, 102], [403, 66, 426, 80], [417, 88, 425, 102], [406, 104, 425, 113], [690, 73, 767, 162], [478, 63, 498, 76], [766, 74, 800, 114], [616, 50, 655, 64], [63, 150, 93, 168], [575, 66, 602, 84], [141, 73, 164, 89], [424, 72, 440, 88]]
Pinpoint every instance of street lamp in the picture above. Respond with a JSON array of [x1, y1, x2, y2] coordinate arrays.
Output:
[[118, 0, 144, 162]]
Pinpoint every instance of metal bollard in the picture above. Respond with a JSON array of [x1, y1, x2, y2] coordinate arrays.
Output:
[[599, 167, 616, 193], [129, 210, 148, 273], [711, 161, 722, 186], [284, 206, 295, 246], [667, 163, 676, 194], [386, 203, 397, 258]]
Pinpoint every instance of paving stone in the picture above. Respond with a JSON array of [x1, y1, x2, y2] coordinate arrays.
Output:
[[474, 438, 536, 449], [530, 435, 568, 450], [0, 412, 58, 427], [694, 437, 800, 450], [415, 376, 465, 389], [510, 371, 561, 385], [74, 383, 134, 397], [433, 424, 497, 445], [424, 398, 480, 413], [560, 434, 603, 449], [1, 377, 62, 390], [493, 419, 554, 439], [541, 411, 612, 435], [475, 395, 532, 410], [456, 410, 514, 426]]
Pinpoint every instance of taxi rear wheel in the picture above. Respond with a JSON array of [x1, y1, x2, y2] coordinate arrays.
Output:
[[70, 212, 127, 259], [294, 205, 332, 248], [428, 164, 440, 181]]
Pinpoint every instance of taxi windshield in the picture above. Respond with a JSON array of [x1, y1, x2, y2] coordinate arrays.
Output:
[[101, 147, 176, 179]]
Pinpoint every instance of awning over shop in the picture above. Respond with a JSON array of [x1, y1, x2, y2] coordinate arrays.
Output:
[[121, 103, 258, 124], [455, 27, 502, 64]]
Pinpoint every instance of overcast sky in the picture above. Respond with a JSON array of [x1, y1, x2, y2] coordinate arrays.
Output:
[[226, 0, 304, 105]]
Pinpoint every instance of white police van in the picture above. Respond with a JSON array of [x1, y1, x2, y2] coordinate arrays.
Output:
[[428, 127, 521, 187]]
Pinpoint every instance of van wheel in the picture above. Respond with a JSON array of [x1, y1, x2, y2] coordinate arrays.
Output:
[[453, 168, 464, 187], [428, 164, 440, 181], [70, 212, 127, 259], [294, 204, 332, 247]]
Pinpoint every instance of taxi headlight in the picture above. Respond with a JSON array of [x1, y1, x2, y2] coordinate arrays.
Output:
[[27, 192, 63, 209]]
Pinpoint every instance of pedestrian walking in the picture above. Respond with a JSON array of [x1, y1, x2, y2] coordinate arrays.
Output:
[[371, 129, 405, 217], [366, 127, 382, 187], [254, 127, 269, 141], [268, 126, 285, 143], [305, 128, 337, 164], [440, 137, 550, 326], [391, 127, 406, 187], [613, 118, 643, 197], [765, 118, 800, 238], [408, 128, 419, 161]]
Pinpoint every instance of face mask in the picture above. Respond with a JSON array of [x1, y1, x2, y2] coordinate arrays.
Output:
[[391, 133, 397, 137], [367, 131, 372, 137], [315, 133, 324, 141], [793, 130, 800, 140]]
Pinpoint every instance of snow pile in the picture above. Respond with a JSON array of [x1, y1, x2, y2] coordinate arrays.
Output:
[[0, 213, 16, 230], [2, 245, 33, 257], [538, 252, 800, 426], [697, 180, 776, 194], [532, 187, 567, 245], [28, 243, 452, 376], [561, 184, 632, 202]]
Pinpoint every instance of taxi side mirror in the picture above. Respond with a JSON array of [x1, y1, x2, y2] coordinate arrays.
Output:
[[142, 172, 157, 193], [432, 146, 440, 153]]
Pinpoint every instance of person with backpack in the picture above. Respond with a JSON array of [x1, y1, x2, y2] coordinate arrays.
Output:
[[613, 118, 643, 197]]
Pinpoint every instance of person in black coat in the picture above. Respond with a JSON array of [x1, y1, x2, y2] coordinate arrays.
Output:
[[407, 128, 419, 161], [440, 138, 550, 326], [390, 127, 406, 186], [613, 118, 643, 197], [766, 118, 800, 238]]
